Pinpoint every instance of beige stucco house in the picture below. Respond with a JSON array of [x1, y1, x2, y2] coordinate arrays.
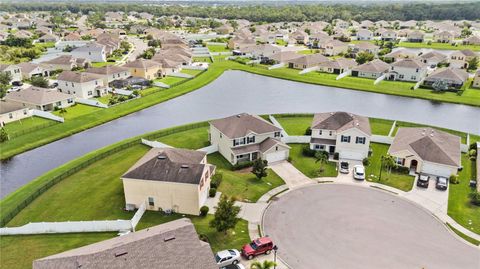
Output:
[[449, 49, 478, 69], [388, 127, 461, 178], [122, 148, 215, 215], [209, 113, 290, 165], [0, 100, 32, 125], [5, 86, 75, 111], [0, 64, 22, 83], [122, 59, 162, 80], [310, 112, 371, 160], [388, 58, 427, 82], [57, 71, 107, 99]]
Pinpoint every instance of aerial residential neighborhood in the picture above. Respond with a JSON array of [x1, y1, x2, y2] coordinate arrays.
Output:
[[0, 1, 479, 269]]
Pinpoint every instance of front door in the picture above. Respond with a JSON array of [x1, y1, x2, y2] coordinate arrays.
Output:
[[251, 152, 258, 160], [329, 146, 336, 154]]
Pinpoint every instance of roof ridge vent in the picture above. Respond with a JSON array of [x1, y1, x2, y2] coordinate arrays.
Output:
[[164, 235, 176, 242], [181, 164, 189, 168], [157, 155, 166, 160]]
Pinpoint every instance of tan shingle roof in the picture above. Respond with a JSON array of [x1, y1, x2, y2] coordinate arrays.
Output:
[[425, 68, 469, 84], [210, 113, 280, 139], [353, 59, 390, 73], [391, 58, 426, 69], [57, 71, 102, 83], [311, 112, 371, 135], [6, 86, 73, 105], [123, 59, 161, 69], [33, 218, 217, 269], [388, 127, 461, 167]]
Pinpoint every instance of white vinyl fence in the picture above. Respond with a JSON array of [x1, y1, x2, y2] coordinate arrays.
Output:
[[170, 72, 193, 78], [141, 138, 173, 148], [197, 144, 218, 154], [32, 109, 64, 122], [76, 98, 108, 108], [0, 204, 146, 235], [282, 136, 311, 144]]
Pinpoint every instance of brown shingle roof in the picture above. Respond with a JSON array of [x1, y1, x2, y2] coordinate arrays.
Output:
[[33, 218, 217, 269], [84, 65, 129, 75], [391, 58, 426, 69], [57, 71, 102, 83], [210, 113, 281, 139], [353, 59, 390, 73], [388, 127, 461, 167], [424, 68, 469, 84], [311, 112, 371, 135], [6, 86, 73, 105], [123, 59, 161, 69]]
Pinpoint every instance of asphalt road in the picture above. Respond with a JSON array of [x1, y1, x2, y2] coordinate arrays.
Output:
[[263, 184, 480, 269]]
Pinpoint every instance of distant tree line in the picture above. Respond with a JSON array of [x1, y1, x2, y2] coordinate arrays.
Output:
[[1, 2, 479, 22]]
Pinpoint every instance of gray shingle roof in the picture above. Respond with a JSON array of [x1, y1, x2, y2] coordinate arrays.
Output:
[[210, 113, 281, 139], [6, 86, 73, 105], [122, 148, 213, 185], [311, 112, 371, 135], [388, 127, 461, 167], [58, 71, 103, 83], [353, 59, 390, 73], [33, 218, 218, 269]]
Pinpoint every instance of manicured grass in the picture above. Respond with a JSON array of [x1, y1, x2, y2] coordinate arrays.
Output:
[[275, 115, 312, 135], [288, 144, 338, 178], [207, 44, 230, 52], [398, 41, 480, 51], [392, 121, 468, 144], [208, 153, 286, 202], [193, 56, 213, 63], [154, 76, 188, 85], [446, 223, 480, 246], [0, 233, 116, 269], [448, 155, 479, 235], [0, 64, 225, 159], [52, 104, 103, 120], [3, 117, 57, 136], [7, 144, 150, 226], [181, 69, 203, 76], [91, 61, 116, 68], [365, 143, 415, 192], [157, 126, 209, 149], [275, 39, 287, 46], [369, 118, 394, 136], [95, 94, 112, 104]]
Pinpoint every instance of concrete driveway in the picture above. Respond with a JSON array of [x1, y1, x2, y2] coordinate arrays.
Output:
[[404, 175, 449, 215], [269, 161, 313, 189], [263, 184, 480, 269]]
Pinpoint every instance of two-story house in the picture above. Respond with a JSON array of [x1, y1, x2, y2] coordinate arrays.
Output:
[[71, 42, 107, 63], [84, 66, 131, 87], [388, 58, 427, 82], [209, 113, 290, 165], [449, 49, 478, 69], [0, 64, 22, 83], [310, 112, 371, 160], [57, 71, 107, 99]]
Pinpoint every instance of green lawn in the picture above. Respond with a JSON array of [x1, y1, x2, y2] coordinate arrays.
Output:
[[207, 44, 230, 53], [208, 153, 285, 202], [365, 143, 415, 192], [95, 94, 112, 105], [448, 155, 479, 235], [52, 104, 103, 121], [275, 115, 312, 135], [392, 121, 469, 144], [193, 56, 213, 63], [288, 144, 338, 178], [369, 118, 394, 136], [3, 117, 57, 137], [275, 39, 287, 46], [91, 61, 116, 68], [399, 41, 480, 51], [181, 69, 203, 76], [298, 49, 319, 55], [154, 76, 188, 85], [157, 126, 209, 150]]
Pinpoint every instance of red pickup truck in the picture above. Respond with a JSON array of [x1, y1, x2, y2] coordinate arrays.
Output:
[[241, 237, 274, 260]]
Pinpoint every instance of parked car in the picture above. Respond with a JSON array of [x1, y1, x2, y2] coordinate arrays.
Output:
[[7, 87, 21, 92], [241, 237, 274, 260], [417, 175, 430, 188], [221, 264, 246, 269], [436, 176, 448, 190], [11, 81, 23, 86], [215, 249, 240, 267], [353, 165, 365, 180], [339, 161, 349, 174]]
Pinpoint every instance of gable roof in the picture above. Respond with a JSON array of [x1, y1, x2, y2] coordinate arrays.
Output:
[[57, 71, 102, 83], [122, 148, 211, 185], [123, 59, 161, 69], [33, 218, 217, 269], [311, 112, 371, 135], [391, 58, 426, 69], [424, 68, 469, 83], [84, 65, 129, 76], [210, 113, 281, 138], [6, 86, 73, 105], [388, 127, 461, 167], [353, 59, 390, 73], [288, 53, 329, 66]]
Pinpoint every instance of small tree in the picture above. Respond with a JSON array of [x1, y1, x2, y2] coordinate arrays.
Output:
[[250, 260, 276, 269], [210, 195, 240, 234], [382, 154, 397, 176], [467, 57, 478, 71], [315, 150, 329, 173], [0, 127, 9, 142], [252, 158, 268, 180], [355, 51, 375, 64], [30, 76, 49, 88]]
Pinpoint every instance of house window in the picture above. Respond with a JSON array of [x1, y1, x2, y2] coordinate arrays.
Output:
[[67, 99, 73, 104], [411, 76, 416, 80], [88, 91, 93, 96], [233, 137, 246, 146], [148, 197, 154, 206], [329, 131, 333, 136], [274, 132, 281, 138], [247, 136, 255, 144], [56, 101, 61, 106], [341, 135, 351, 143], [8, 113, 12, 119], [356, 137, 366, 144], [319, 130, 322, 135], [275, 146, 278, 151], [315, 144, 320, 149], [399, 75, 404, 79], [23, 109, 27, 115], [72, 83, 75, 87]]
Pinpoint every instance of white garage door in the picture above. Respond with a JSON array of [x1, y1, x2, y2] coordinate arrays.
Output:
[[265, 151, 287, 163], [339, 151, 364, 161], [422, 163, 454, 177]]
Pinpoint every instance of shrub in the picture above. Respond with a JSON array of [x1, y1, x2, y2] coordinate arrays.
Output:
[[362, 157, 370, 167], [198, 234, 209, 243], [470, 191, 480, 206], [333, 152, 339, 160], [210, 173, 223, 188], [304, 127, 312, 135], [302, 145, 316, 157], [449, 174, 459, 184], [232, 161, 253, 170], [209, 187, 217, 197], [469, 149, 477, 161], [200, 205, 209, 216]]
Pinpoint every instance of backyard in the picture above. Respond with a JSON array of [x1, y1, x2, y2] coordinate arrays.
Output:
[[365, 143, 415, 192], [3, 117, 57, 137], [52, 104, 103, 121], [207, 44, 230, 52], [288, 144, 338, 178]]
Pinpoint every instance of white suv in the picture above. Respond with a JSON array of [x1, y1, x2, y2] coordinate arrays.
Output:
[[353, 165, 365, 180], [215, 249, 241, 267]]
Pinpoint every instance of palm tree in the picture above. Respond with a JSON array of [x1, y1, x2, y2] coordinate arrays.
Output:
[[382, 154, 397, 176], [315, 150, 329, 173], [250, 260, 276, 269]]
